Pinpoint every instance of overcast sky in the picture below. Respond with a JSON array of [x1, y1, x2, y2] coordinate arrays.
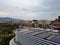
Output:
[[0, 0, 60, 20]]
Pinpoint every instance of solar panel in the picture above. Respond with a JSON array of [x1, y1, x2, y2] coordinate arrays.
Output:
[[35, 33, 51, 38], [52, 36, 60, 44]]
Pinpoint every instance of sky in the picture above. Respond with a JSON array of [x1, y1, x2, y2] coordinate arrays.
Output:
[[0, 0, 60, 20]]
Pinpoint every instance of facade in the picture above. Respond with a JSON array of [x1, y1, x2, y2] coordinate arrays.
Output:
[[20, 20, 51, 28], [50, 16, 60, 30], [10, 27, 60, 45]]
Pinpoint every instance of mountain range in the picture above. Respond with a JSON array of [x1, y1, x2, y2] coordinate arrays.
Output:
[[0, 17, 50, 22], [0, 17, 20, 21]]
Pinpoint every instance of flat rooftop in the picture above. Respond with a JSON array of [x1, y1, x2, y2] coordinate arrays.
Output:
[[17, 26, 60, 44]]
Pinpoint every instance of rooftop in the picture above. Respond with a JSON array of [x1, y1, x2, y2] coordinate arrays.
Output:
[[17, 26, 60, 44]]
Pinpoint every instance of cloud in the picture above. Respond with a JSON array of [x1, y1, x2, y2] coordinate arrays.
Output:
[[0, 0, 60, 20]]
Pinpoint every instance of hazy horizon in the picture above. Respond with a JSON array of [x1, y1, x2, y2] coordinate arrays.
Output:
[[0, 0, 60, 20]]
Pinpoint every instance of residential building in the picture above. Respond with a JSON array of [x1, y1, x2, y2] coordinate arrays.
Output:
[[50, 16, 60, 30]]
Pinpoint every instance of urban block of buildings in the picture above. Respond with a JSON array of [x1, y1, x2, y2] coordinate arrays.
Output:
[[0, 16, 60, 30], [19, 20, 51, 28]]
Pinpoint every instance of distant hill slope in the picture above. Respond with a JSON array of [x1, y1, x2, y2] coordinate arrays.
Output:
[[0, 17, 21, 21]]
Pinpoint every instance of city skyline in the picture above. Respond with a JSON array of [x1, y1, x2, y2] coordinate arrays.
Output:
[[0, 0, 60, 20]]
